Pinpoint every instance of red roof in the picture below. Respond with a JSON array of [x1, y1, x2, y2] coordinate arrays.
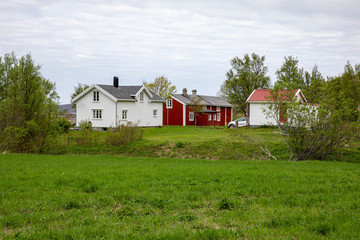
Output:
[[247, 89, 305, 102]]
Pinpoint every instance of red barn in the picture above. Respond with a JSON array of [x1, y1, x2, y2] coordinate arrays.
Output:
[[163, 88, 233, 126]]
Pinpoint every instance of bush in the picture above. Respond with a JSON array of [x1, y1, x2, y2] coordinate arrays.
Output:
[[105, 124, 144, 146], [56, 117, 72, 134]]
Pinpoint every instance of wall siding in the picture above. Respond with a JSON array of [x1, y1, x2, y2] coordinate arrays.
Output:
[[249, 103, 277, 126]]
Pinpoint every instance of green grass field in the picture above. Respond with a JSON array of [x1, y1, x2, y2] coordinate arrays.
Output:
[[1, 154, 360, 239]]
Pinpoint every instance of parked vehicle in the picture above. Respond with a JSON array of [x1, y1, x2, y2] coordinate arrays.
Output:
[[227, 117, 247, 128]]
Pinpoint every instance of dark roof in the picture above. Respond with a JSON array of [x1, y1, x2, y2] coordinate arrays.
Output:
[[97, 85, 163, 101], [173, 94, 233, 107]]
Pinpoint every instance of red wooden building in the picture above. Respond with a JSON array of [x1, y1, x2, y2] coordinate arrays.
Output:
[[163, 88, 233, 126]]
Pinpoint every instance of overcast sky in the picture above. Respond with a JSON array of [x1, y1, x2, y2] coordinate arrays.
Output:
[[1, 0, 360, 103]]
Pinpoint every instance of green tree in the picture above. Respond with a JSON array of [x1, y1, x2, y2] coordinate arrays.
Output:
[[219, 53, 271, 118], [275, 56, 305, 90], [144, 75, 177, 99], [0, 52, 58, 153], [71, 83, 89, 108], [302, 64, 325, 103]]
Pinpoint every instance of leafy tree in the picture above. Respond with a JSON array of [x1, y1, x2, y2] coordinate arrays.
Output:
[[71, 83, 89, 108], [275, 56, 306, 90], [302, 64, 325, 103], [219, 53, 271, 118], [144, 75, 177, 99], [265, 87, 359, 161], [188, 96, 205, 126], [0, 52, 58, 153]]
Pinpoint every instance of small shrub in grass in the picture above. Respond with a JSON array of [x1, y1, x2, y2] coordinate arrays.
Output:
[[218, 198, 234, 210], [105, 123, 144, 146], [175, 141, 185, 148]]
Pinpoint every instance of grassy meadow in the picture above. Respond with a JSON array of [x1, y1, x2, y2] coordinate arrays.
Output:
[[1, 154, 360, 239]]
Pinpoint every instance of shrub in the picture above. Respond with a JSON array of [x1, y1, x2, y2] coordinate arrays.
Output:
[[105, 123, 144, 146], [56, 117, 72, 134]]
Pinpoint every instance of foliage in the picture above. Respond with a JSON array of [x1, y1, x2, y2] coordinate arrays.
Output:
[[220, 53, 271, 118], [0, 52, 58, 153], [188, 95, 205, 126], [105, 123, 144, 146], [302, 64, 325, 104], [71, 82, 89, 108], [275, 56, 306, 89], [56, 117, 72, 134], [266, 88, 359, 161], [1, 154, 360, 239], [144, 75, 177, 99]]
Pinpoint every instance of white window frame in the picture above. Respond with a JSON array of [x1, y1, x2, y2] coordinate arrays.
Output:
[[213, 114, 216, 121], [217, 113, 221, 121], [140, 92, 144, 102], [153, 109, 158, 117], [189, 112, 194, 121], [122, 110, 128, 120], [208, 114, 211, 121], [93, 91, 99, 102], [92, 109, 102, 119], [216, 106, 220, 112], [166, 99, 173, 108]]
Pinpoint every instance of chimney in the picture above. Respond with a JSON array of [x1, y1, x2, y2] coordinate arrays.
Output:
[[192, 89, 197, 95], [113, 76, 119, 88], [182, 88, 188, 96]]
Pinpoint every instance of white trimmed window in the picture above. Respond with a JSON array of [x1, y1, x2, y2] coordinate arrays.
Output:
[[92, 109, 102, 119], [189, 112, 194, 121], [216, 106, 220, 112], [208, 114, 211, 121], [122, 110, 128, 120], [213, 114, 216, 121], [166, 99, 173, 108], [140, 92, 144, 102], [153, 109, 158, 117], [217, 113, 221, 121], [93, 91, 99, 102]]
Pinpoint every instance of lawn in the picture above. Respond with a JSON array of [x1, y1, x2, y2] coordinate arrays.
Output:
[[1, 154, 360, 239]]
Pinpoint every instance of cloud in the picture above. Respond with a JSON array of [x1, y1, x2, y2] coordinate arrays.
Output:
[[0, 0, 359, 103]]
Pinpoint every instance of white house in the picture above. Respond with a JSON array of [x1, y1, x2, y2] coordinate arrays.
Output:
[[71, 77, 164, 128], [246, 89, 307, 127]]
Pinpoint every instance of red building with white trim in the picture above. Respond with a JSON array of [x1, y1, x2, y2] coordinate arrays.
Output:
[[163, 88, 233, 126]]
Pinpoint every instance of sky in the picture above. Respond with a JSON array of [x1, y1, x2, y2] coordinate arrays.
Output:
[[1, 0, 360, 104]]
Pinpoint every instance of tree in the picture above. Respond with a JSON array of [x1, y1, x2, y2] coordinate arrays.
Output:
[[302, 64, 325, 104], [71, 83, 89, 108], [275, 56, 306, 90], [0, 52, 58, 153], [219, 53, 271, 119], [144, 75, 177, 99], [188, 96, 205, 126], [265, 87, 359, 161]]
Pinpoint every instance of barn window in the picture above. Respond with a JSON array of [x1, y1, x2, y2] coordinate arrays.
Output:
[[213, 114, 216, 121], [217, 113, 221, 121], [140, 92, 144, 102], [189, 112, 194, 121], [216, 106, 220, 111], [208, 114, 211, 121], [166, 99, 173, 108], [153, 109, 158, 117]]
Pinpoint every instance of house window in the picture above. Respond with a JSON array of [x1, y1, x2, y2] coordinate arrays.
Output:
[[208, 114, 211, 121], [189, 112, 194, 121], [140, 92, 144, 102], [93, 91, 99, 102], [153, 109, 158, 117], [122, 110, 128, 120], [216, 106, 220, 112], [213, 114, 216, 121], [217, 113, 221, 121], [208, 106, 211, 110], [166, 99, 173, 108], [92, 109, 102, 119]]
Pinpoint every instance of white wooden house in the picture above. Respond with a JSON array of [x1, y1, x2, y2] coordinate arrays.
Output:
[[246, 89, 307, 127], [71, 77, 164, 128]]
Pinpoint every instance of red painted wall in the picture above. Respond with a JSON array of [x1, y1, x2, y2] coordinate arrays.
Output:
[[163, 97, 233, 126], [163, 98, 184, 125]]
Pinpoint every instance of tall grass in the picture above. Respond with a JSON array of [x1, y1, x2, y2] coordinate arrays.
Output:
[[1, 154, 360, 239]]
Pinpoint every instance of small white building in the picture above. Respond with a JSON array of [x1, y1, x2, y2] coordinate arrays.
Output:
[[72, 77, 164, 128], [246, 89, 307, 127]]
